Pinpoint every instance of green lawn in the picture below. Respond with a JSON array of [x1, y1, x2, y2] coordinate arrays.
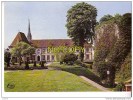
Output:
[[48, 62, 101, 84], [5, 70, 100, 92]]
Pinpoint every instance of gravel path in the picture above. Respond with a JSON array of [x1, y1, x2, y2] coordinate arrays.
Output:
[[80, 76, 110, 91]]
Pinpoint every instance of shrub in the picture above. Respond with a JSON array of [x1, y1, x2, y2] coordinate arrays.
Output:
[[116, 52, 131, 82], [115, 82, 125, 91], [62, 53, 78, 65], [75, 60, 82, 65], [60, 61, 63, 65], [4, 62, 7, 68], [97, 61, 108, 80]]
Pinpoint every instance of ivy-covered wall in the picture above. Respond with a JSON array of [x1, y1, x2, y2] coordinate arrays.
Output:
[[93, 13, 131, 83]]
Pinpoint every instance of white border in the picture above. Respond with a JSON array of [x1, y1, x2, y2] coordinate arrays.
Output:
[[1, 0, 132, 98]]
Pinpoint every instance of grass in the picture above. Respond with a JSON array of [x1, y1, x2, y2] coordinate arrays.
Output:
[[4, 70, 100, 92], [48, 62, 101, 85]]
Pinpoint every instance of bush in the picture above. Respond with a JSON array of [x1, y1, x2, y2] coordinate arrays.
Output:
[[60, 61, 63, 65], [4, 62, 7, 68], [97, 61, 108, 80], [62, 53, 78, 65], [75, 60, 82, 65], [115, 82, 125, 91]]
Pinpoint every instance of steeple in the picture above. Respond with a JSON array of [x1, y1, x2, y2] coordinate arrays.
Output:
[[27, 19, 32, 42]]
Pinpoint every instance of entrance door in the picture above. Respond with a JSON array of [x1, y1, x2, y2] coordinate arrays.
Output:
[[37, 56, 40, 61]]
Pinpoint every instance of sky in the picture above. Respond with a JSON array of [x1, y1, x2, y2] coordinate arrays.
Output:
[[4, 1, 131, 48]]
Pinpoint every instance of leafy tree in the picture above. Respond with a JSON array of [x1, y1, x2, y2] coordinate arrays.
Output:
[[94, 13, 131, 86], [99, 14, 113, 23], [94, 23, 117, 70], [11, 42, 35, 69], [4, 49, 11, 67], [66, 2, 97, 61], [107, 13, 131, 70]]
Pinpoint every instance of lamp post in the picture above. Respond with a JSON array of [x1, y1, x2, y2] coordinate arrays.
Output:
[[107, 69, 110, 86]]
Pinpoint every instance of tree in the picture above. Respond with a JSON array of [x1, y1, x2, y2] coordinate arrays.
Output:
[[107, 13, 131, 70], [4, 49, 11, 67], [66, 2, 97, 61], [11, 42, 35, 69], [99, 14, 113, 23]]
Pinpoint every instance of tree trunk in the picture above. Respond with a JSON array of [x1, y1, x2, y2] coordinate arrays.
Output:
[[34, 61, 36, 67], [25, 61, 29, 69], [79, 50, 84, 62], [19, 57, 22, 66]]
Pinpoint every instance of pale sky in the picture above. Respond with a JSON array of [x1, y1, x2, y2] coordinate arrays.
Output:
[[4, 1, 131, 48]]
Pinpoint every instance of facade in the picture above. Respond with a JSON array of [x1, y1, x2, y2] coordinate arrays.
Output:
[[9, 21, 94, 62]]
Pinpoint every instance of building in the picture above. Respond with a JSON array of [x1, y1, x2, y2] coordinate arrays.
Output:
[[9, 21, 94, 62]]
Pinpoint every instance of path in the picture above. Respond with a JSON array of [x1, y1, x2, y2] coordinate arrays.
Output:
[[80, 76, 110, 91], [45, 62, 52, 66]]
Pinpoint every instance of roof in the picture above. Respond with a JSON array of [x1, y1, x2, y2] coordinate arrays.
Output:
[[31, 39, 74, 48], [10, 32, 92, 48], [31, 39, 92, 48], [10, 32, 29, 47]]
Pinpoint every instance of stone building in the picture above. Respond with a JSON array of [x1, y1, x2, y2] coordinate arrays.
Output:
[[9, 21, 94, 62]]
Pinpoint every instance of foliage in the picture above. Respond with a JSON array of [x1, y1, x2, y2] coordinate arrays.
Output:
[[96, 61, 108, 80], [4, 50, 11, 67], [114, 82, 125, 91], [94, 23, 117, 69], [4, 62, 7, 68], [11, 42, 35, 58], [99, 14, 113, 23], [5, 70, 100, 91], [114, 13, 122, 23], [66, 2, 97, 60], [94, 13, 131, 85], [75, 60, 92, 68], [66, 2, 97, 45], [107, 13, 131, 70], [95, 14, 122, 30], [11, 42, 35, 69], [61, 53, 78, 65], [115, 52, 131, 82]]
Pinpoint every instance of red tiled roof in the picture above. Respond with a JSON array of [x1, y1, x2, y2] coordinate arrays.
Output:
[[10, 32, 30, 47], [31, 39, 74, 48], [10, 32, 92, 48], [31, 39, 92, 48]]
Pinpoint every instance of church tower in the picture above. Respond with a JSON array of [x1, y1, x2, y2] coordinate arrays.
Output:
[[27, 19, 32, 42]]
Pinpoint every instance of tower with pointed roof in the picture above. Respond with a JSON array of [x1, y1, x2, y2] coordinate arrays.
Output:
[[27, 19, 32, 42]]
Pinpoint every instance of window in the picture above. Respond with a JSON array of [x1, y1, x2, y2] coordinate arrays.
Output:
[[36, 49, 41, 54], [47, 55, 50, 61], [86, 48, 89, 53], [42, 48, 46, 53], [52, 55, 54, 61], [86, 54, 89, 60], [42, 55, 45, 60]]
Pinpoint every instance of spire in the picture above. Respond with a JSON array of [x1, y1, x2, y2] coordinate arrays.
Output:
[[27, 19, 32, 42]]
